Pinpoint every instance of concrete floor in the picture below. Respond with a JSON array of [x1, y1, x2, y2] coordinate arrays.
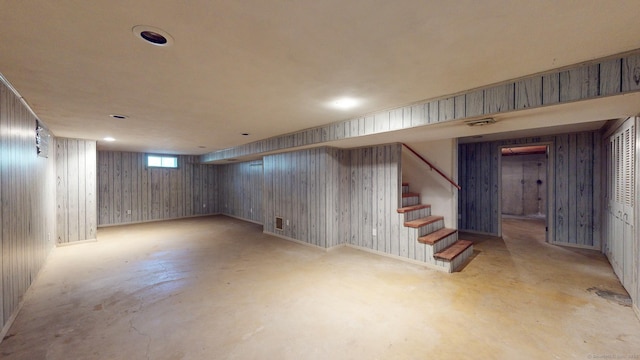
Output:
[[1, 215, 639, 359]]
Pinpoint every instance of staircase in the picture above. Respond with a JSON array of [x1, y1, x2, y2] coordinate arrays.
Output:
[[398, 182, 473, 272]]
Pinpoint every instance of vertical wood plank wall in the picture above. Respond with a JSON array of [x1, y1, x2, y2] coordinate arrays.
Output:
[[0, 81, 56, 330], [348, 144, 402, 256], [218, 161, 263, 224], [55, 138, 97, 244], [202, 52, 640, 164], [458, 131, 601, 248], [263, 147, 351, 248], [97, 152, 218, 226]]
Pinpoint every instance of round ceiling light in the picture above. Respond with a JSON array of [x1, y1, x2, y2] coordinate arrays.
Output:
[[103, 137, 116, 142], [132, 25, 174, 47], [109, 114, 128, 120], [330, 97, 360, 110]]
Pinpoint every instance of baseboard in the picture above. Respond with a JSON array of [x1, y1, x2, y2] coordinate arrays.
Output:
[[634, 303, 640, 321], [344, 244, 443, 272], [97, 213, 222, 228], [221, 213, 263, 225], [263, 231, 344, 252], [458, 229, 500, 237], [56, 238, 97, 247], [549, 241, 599, 251]]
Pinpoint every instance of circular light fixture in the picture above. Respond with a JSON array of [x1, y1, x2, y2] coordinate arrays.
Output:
[[330, 97, 360, 110], [241, 133, 250, 136], [109, 114, 128, 120], [103, 137, 116, 142], [132, 25, 174, 47]]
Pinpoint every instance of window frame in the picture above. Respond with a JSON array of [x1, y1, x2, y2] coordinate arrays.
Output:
[[146, 154, 179, 169]]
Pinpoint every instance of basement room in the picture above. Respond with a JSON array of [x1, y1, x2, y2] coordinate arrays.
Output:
[[1, 1, 640, 359]]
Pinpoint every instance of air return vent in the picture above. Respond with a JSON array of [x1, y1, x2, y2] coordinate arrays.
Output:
[[465, 118, 496, 126], [275, 217, 284, 231]]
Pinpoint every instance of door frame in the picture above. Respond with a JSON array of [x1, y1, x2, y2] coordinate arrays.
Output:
[[497, 142, 555, 243]]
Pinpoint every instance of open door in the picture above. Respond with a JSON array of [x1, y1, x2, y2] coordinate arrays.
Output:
[[500, 144, 550, 242]]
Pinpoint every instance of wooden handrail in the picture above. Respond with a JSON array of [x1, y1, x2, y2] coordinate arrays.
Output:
[[402, 143, 461, 190]]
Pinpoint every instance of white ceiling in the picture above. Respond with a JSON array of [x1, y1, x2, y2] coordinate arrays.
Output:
[[1, 1, 640, 155]]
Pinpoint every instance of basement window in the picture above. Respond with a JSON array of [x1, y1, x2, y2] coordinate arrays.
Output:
[[147, 154, 178, 168]]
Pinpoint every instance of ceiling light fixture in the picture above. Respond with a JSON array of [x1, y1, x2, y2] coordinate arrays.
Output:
[[465, 118, 496, 127], [330, 97, 360, 110], [109, 114, 128, 120], [132, 25, 174, 47], [103, 137, 116, 142], [241, 133, 250, 136]]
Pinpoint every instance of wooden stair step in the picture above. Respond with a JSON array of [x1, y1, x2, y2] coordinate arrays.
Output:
[[402, 192, 420, 198], [418, 228, 457, 245], [404, 215, 443, 228], [434, 240, 473, 261], [397, 204, 431, 213]]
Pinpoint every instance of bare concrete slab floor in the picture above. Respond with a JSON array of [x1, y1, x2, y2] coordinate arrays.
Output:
[[1, 216, 639, 359]]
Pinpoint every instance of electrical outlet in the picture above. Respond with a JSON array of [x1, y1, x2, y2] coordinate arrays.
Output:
[[372, 228, 377, 236], [286, 219, 290, 226], [203, 204, 206, 208], [250, 208, 253, 213], [126, 209, 131, 215]]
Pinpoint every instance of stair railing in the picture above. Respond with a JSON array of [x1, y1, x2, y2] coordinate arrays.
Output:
[[402, 143, 461, 190]]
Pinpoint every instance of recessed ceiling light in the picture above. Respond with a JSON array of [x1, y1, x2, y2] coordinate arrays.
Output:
[[330, 97, 360, 110], [132, 25, 174, 47], [241, 133, 250, 136], [109, 114, 128, 120], [103, 137, 116, 142]]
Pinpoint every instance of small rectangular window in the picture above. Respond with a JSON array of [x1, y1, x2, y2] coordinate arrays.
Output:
[[147, 154, 178, 168]]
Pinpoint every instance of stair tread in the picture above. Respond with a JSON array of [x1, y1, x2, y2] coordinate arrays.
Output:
[[418, 228, 457, 245], [397, 204, 431, 213], [402, 192, 420, 198], [404, 215, 444, 228], [434, 240, 473, 261]]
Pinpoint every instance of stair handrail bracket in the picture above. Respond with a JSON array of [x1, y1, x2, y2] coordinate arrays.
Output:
[[402, 143, 461, 190]]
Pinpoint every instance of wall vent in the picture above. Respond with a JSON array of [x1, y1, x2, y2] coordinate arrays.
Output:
[[275, 217, 284, 231]]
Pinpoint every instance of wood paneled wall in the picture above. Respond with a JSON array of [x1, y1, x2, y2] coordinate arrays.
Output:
[[459, 131, 601, 248], [202, 51, 640, 163], [0, 80, 56, 331], [263, 147, 350, 248], [218, 161, 263, 224], [56, 138, 97, 244], [348, 144, 402, 254], [97, 152, 218, 226]]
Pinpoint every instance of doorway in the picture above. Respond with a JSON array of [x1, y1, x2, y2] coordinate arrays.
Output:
[[499, 144, 550, 242]]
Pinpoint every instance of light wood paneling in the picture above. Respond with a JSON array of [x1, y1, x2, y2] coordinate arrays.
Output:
[[0, 80, 56, 330], [349, 144, 402, 256], [55, 138, 97, 244], [218, 161, 263, 224], [202, 51, 640, 164], [263, 147, 349, 247], [459, 131, 601, 248], [97, 152, 218, 226]]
